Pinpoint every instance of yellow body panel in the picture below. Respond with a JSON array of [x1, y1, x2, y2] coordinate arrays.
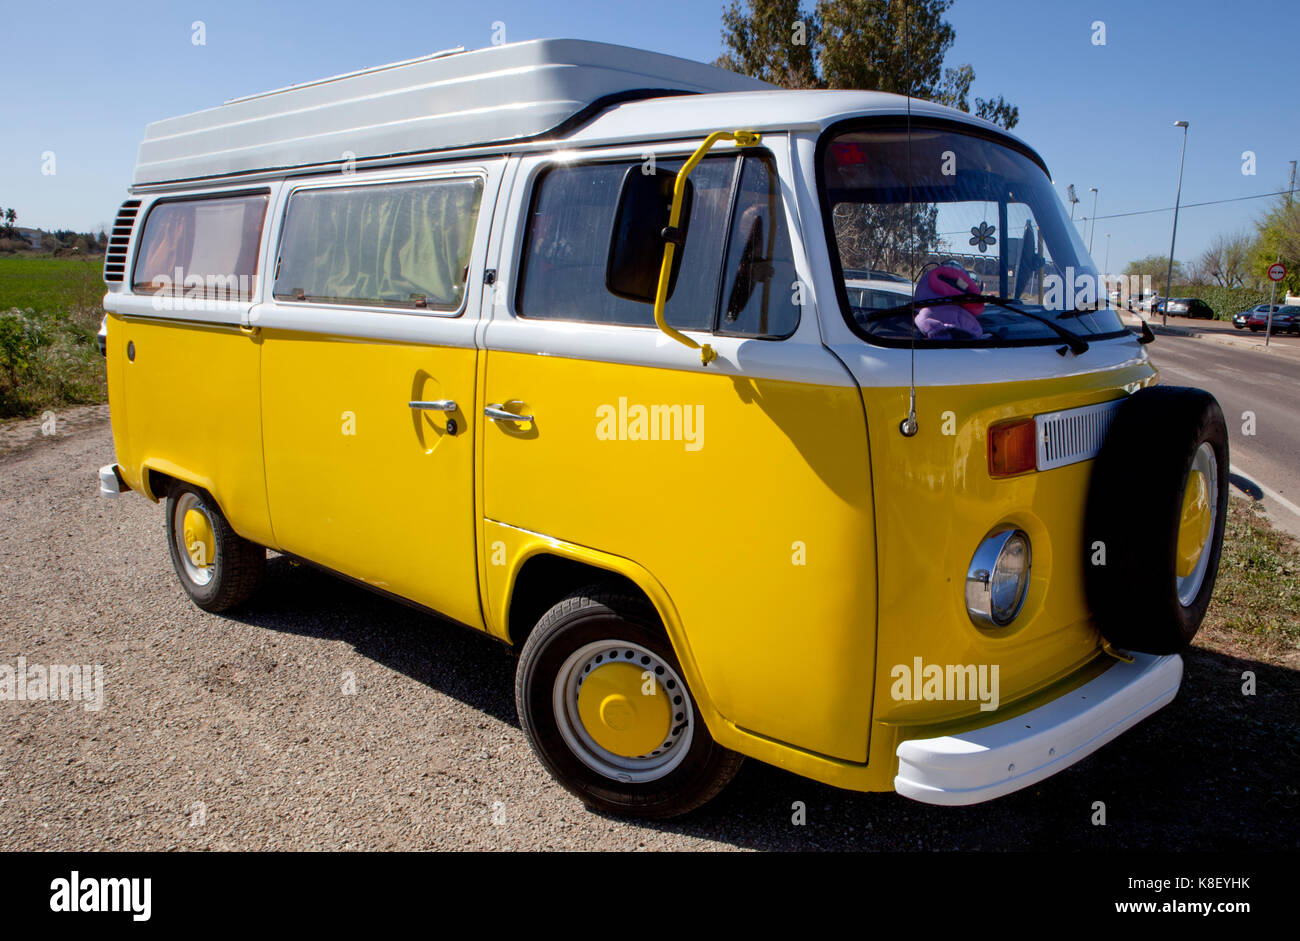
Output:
[[481, 351, 878, 763], [107, 314, 274, 546], [259, 328, 484, 630], [106, 307, 1159, 794], [863, 365, 1158, 735], [477, 350, 1156, 792]]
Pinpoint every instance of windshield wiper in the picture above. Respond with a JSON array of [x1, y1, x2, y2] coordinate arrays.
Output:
[[863, 293, 1090, 356]]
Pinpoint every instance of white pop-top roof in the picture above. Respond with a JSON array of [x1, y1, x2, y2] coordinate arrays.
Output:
[[132, 39, 775, 186]]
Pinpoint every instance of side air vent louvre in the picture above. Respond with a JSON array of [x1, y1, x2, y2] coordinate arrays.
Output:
[[1035, 400, 1122, 471], [102, 199, 142, 283]]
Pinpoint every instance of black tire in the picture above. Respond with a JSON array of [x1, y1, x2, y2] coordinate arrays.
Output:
[[1084, 386, 1229, 654], [164, 483, 265, 613], [515, 585, 743, 818]]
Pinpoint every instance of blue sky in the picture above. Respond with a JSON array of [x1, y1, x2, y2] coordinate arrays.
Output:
[[2, 0, 1295, 274]]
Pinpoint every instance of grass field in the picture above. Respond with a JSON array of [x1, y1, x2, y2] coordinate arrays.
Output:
[[0, 256, 107, 418]]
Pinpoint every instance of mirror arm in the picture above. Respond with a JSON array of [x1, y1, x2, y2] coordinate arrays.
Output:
[[653, 129, 761, 365]]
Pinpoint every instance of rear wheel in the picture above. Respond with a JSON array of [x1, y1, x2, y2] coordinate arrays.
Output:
[[164, 483, 265, 612], [515, 586, 743, 818]]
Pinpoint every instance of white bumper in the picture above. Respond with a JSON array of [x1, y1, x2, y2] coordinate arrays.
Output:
[[894, 652, 1183, 806], [98, 464, 125, 498]]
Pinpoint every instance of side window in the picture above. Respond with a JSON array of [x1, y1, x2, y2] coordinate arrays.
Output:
[[274, 177, 483, 311], [517, 157, 735, 329], [132, 193, 268, 299], [718, 156, 799, 338]]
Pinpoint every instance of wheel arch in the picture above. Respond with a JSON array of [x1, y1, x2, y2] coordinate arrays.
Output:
[[496, 537, 722, 733], [138, 459, 218, 505]]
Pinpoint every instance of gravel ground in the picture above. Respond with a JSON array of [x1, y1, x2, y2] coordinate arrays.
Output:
[[0, 414, 1295, 851]]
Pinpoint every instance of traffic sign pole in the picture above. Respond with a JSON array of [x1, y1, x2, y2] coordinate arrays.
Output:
[[1266, 263, 1286, 347], [1265, 162, 1297, 348]]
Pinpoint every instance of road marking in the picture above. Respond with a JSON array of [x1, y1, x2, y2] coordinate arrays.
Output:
[[1230, 463, 1300, 521]]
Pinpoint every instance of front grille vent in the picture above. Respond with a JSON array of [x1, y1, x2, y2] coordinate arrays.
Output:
[[1035, 400, 1121, 471]]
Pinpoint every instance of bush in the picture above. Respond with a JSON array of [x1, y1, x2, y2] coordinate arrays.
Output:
[[0, 305, 105, 419], [0, 309, 44, 386], [1168, 284, 1272, 321]]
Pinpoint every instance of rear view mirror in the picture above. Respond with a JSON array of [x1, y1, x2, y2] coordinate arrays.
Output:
[[605, 166, 693, 303]]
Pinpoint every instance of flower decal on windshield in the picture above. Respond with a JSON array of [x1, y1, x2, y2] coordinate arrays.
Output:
[[969, 221, 997, 253]]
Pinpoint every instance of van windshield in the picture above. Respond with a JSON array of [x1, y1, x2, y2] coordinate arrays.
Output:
[[821, 124, 1127, 347]]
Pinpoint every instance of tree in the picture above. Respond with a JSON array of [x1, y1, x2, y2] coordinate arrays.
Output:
[[1124, 254, 1184, 296], [1250, 189, 1300, 295], [1198, 232, 1253, 288], [1, 208, 14, 237], [717, 0, 820, 88], [718, 0, 1019, 129]]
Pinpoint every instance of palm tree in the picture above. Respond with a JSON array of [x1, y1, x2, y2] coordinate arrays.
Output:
[[2, 208, 14, 236]]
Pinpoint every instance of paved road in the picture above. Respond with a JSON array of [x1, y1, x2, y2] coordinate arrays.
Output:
[[0, 412, 1294, 851], [1147, 331, 1300, 538]]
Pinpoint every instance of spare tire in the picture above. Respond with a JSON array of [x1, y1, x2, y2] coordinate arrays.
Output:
[[1084, 386, 1229, 654]]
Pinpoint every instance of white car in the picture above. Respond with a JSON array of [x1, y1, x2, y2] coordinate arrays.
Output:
[[844, 269, 913, 323]]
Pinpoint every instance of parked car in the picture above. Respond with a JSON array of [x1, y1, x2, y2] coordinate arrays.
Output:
[[1234, 304, 1279, 329], [95, 38, 1229, 817], [844, 274, 913, 327], [1163, 297, 1215, 319], [1247, 305, 1300, 334]]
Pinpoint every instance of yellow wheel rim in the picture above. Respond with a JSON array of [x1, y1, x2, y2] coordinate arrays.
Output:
[[1175, 468, 1211, 578], [576, 661, 672, 758], [182, 507, 215, 568]]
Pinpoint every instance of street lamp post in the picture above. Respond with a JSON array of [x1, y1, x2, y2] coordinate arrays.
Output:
[[1088, 187, 1099, 253], [1163, 121, 1189, 327], [1104, 233, 1111, 273]]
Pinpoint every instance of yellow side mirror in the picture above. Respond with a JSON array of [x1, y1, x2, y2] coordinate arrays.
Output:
[[655, 130, 761, 365]]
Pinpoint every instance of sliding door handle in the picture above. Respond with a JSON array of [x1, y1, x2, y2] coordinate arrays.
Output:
[[409, 399, 458, 412], [484, 404, 534, 424]]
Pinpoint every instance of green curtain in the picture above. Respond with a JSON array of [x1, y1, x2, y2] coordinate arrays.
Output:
[[276, 178, 483, 309]]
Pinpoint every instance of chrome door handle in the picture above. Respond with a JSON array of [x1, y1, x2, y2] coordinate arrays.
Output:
[[484, 404, 534, 423], [409, 399, 458, 412]]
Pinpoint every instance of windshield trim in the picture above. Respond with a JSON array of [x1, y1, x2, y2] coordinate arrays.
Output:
[[814, 116, 1131, 351]]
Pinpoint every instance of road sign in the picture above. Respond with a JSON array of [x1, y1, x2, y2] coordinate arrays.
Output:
[[1268, 263, 1286, 282]]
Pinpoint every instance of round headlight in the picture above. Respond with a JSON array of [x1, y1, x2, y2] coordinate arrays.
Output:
[[966, 529, 1032, 628]]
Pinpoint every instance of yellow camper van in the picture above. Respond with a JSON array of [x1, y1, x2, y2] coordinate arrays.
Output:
[[99, 40, 1228, 817]]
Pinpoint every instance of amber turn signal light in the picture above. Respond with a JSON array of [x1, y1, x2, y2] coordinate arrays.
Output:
[[989, 418, 1037, 477]]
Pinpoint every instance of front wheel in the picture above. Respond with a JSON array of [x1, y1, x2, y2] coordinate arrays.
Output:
[[515, 586, 743, 818], [164, 484, 265, 612]]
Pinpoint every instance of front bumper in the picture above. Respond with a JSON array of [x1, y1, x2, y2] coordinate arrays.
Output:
[[894, 652, 1182, 805]]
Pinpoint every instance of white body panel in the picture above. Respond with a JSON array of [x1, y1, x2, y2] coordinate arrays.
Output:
[[133, 39, 773, 187]]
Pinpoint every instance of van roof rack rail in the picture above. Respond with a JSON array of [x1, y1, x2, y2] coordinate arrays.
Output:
[[132, 38, 773, 188]]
